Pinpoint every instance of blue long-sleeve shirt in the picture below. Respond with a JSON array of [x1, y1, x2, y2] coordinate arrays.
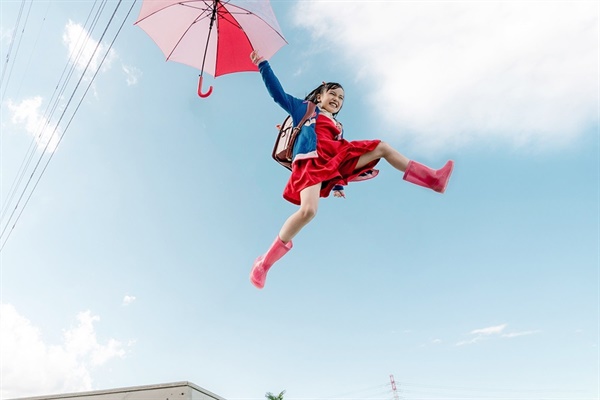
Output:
[[259, 60, 327, 163]]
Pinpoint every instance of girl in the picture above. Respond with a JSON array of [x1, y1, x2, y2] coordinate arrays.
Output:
[[249, 50, 454, 289]]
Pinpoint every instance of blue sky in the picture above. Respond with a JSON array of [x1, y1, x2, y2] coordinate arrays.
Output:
[[0, 1, 598, 399]]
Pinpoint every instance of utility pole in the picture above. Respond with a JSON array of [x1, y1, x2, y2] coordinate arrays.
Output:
[[389, 374, 400, 400]]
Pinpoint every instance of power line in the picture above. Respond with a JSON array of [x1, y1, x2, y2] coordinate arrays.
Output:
[[6, 0, 52, 103], [0, 0, 107, 223], [0, 0, 34, 102], [0, 0, 27, 92], [394, 380, 592, 400], [0, 0, 138, 251], [1, 0, 59, 222], [317, 383, 391, 400], [1, 0, 107, 227]]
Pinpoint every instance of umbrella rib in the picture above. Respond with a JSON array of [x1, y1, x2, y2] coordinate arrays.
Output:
[[180, 1, 211, 11], [179, 1, 214, 23], [216, 9, 246, 30], [218, 3, 287, 44], [165, 7, 213, 62], [135, 0, 212, 25]]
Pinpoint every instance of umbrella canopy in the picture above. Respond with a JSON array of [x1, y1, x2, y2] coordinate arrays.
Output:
[[135, 0, 286, 96]]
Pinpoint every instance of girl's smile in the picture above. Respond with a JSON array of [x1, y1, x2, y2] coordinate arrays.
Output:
[[317, 87, 344, 114]]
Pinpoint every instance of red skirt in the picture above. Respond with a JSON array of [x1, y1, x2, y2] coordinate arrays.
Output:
[[283, 114, 380, 205]]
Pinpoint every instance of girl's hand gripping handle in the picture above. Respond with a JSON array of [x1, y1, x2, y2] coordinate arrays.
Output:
[[250, 50, 264, 66]]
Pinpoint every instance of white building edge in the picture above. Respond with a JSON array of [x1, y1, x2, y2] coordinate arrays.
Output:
[[9, 381, 227, 400]]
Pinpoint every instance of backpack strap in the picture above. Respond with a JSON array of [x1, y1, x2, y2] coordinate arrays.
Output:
[[285, 102, 317, 161]]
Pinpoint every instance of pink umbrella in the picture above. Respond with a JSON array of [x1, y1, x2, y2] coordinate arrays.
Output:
[[135, 0, 287, 97]]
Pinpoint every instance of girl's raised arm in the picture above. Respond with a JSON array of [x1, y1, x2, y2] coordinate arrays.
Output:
[[251, 51, 303, 118]]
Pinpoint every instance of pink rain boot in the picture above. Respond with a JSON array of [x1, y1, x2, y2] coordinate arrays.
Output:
[[403, 160, 454, 193], [250, 236, 293, 289]]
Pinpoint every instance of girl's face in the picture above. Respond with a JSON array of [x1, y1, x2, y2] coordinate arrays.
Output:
[[317, 86, 344, 114]]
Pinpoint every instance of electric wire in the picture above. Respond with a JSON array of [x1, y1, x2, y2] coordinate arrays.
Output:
[[1, 0, 57, 221], [1, 0, 107, 224], [0, 2, 120, 251], [316, 379, 592, 400], [0, 0, 138, 251], [317, 383, 392, 400], [398, 381, 590, 395], [0, 0, 26, 91], [0, 0, 105, 223], [1, 0, 34, 102], [396, 380, 591, 400], [7, 0, 52, 102], [0, 0, 117, 248]]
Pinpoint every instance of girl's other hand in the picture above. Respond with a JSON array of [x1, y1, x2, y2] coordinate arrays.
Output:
[[250, 50, 264, 66], [333, 190, 345, 199]]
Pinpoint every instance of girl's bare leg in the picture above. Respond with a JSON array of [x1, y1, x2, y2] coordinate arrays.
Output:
[[355, 141, 410, 172], [279, 183, 321, 242], [356, 141, 454, 193]]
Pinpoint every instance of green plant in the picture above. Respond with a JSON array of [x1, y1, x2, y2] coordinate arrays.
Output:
[[265, 390, 286, 400]]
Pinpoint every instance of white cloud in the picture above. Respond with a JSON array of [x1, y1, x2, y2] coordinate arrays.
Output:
[[122, 295, 136, 306], [502, 330, 540, 338], [63, 20, 116, 78], [293, 2, 598, 153], [6, 96, 60, 152], [62, 20, 137, 95], [122, 65, 142, 86], [0, 303, 127, 398], [456, 324, 503, 346], [471, 323, 507, 335], [0, 26, 13, 45], [457, 323, 539, 346], [456, 337, 482, 347]]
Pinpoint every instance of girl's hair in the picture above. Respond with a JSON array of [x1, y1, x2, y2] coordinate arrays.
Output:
[[305, 82, 344, 116]]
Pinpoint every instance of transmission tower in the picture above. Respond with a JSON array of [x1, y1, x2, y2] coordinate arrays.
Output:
[[389, 374, 400, 400]]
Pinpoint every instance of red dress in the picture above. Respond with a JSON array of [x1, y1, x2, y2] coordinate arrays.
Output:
[[283, 113, 381, 205]]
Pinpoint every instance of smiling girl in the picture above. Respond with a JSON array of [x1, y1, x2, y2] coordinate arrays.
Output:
[[249, 50, 454, 289]]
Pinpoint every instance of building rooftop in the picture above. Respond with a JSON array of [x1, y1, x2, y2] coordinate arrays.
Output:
[[9, 381, 227, 400]]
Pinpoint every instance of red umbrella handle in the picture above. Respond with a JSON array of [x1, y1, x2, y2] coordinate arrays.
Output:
[[198, 75, 213, 98]]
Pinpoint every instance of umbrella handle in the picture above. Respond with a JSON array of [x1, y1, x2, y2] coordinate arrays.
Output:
[[198, 76, 213, 98]]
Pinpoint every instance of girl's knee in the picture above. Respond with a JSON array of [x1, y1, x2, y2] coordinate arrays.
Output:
[[298, 205, 318, 221], [377, 141, 392, 155]]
